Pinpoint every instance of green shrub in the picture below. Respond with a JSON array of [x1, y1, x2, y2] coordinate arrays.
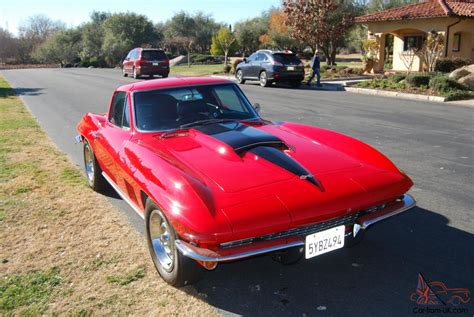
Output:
[[406, 74, 430, 87], [429, 75, 466, 93], [391, 74, 406, 83], [80, 59, 90, 68], [435, 58, 472, 73], [443, 90, 474, 101], [165, 52, 173, 59], [189, 53, 223, 65]]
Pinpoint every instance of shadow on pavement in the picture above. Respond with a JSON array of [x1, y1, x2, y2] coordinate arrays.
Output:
[[185, 207, 473, 316], [0, 87, 44, 97]]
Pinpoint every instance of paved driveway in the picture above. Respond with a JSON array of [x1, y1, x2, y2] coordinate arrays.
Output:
[[2, 68, 473, 316]]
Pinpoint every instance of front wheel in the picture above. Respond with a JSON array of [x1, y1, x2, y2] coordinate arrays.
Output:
[[259, 71, 271, 87], [83, 139, 106, 192], [236, 69, 245, 84], [146, 200, 204, 286]]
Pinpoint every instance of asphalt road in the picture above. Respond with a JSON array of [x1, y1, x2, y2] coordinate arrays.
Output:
[[2, 68, 473, 317]]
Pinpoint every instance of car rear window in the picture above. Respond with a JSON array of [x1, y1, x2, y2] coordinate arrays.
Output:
[[273, 53, 301, 65], [141, 50, 167, 61]]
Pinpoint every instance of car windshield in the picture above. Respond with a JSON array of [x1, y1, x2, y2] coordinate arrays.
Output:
[[273, 53, 301, 65], [141, 50, 167, 61], [133, 84, 258, 131]]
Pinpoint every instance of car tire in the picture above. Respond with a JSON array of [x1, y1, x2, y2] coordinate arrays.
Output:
[[83, 139, 106, 192], [271, 246, 304, 265], [145, 200, 204, 287], [344, 228, 365, 248], [259, 71, 271, 87], [291, 81, 302, 88], [236, 70, 245, 84], [133, 67, 140, 79], [162, 73, 169, 78], [122, 68, 128, 77]]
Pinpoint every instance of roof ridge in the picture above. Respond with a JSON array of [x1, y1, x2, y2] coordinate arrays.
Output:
[[438, 0, 453, 15]]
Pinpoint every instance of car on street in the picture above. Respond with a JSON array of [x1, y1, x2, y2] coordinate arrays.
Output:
[[76, 77, 415, 286], [235, 50, 305, 87], [122, 48, 169, 79]]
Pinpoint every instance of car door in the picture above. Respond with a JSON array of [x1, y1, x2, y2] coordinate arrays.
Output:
[[244, 53, 258, 78], [93, 91, 132, 184], [123, 50, 134, 73]]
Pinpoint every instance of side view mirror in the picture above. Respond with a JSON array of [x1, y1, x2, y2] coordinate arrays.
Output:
[[243, 58, 248, 63], [253, 103, 261, 114]]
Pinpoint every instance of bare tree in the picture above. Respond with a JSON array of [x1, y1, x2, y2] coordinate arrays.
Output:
[[415, 32, 444, 72], [399, 49, 416, 75]]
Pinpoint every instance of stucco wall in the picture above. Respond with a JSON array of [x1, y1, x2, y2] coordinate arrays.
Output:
[[365, 17, 473, 72]]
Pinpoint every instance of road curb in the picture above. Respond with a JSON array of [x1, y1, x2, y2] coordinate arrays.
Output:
[[345, 87, 447, 102]]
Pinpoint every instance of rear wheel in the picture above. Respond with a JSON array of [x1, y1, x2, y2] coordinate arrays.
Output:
[[259, 71, 271, 87], [236, 70, 245, 84], [290, 80, 302, 88], [83, 139, 106, 192], [145, 200, 204, 286], [162, 73, 169, 78], [122, 68, 128, 77]]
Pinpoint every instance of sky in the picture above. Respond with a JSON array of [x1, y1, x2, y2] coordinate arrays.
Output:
[[1, 0, 281, 35]]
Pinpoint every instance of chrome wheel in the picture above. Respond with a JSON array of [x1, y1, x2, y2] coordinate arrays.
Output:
[[236, 70, 244, 84], [149, 209, 175, 272], [259, 71, 268, 87], [84, 144, 94, 184]]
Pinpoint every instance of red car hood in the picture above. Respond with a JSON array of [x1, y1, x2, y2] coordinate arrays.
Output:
[[140, 122, 412, 239], [155, 123, 363, 193]]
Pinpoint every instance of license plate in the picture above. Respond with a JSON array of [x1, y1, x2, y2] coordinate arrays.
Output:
[[305, 225, 345, 259], [153, 62, 159, 66], [287, 66, 295, 71]]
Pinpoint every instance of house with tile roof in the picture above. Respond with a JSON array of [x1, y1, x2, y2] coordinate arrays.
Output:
[[356, 0, 474, 72]]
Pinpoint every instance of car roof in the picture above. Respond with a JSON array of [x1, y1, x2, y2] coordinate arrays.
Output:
[[257, 49, 295, 55], [117, 77, 232, 92]]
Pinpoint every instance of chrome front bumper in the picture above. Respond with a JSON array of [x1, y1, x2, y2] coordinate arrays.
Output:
[[175, 194, 416, 262]]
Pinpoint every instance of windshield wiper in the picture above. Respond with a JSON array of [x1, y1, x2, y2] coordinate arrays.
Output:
[[179, 118, 240, 128]]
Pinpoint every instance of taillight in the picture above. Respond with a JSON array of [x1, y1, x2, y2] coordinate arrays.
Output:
[[163, 60, 169, 65]]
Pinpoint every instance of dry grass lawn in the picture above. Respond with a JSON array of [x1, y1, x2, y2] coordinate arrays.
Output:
[[0, 77, 217, 316]]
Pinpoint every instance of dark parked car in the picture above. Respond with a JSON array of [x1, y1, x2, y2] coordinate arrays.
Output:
[[235, 50, 305, 87], [122, 48, 169, 79]]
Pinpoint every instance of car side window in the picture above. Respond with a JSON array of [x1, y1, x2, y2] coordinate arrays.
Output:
[[248, 53, 257, 62], [109, 91, 127, 127], [122, 97, 130, 128], [256, 53, 267, 62]]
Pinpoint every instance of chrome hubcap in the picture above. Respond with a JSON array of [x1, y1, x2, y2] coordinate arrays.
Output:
[[84, 145, 94, 183], [237, 71, 242, 82], [149, 210, 175, 272], [260, 72, 267, 85]]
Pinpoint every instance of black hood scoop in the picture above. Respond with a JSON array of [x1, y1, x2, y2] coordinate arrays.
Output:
[[195, 123, 324, 191]]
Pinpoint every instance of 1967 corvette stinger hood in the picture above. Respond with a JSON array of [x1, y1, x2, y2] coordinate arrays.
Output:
[[135, 121, 413, 241]]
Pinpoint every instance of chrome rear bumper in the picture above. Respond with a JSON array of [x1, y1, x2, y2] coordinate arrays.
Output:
[[175, 194, 416, 262]]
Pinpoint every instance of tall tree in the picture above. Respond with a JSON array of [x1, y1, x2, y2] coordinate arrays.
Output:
[[33, 29, 81, 67], [234, 15, 269, 56], [0, 28, 16, 63], [210, 27, 237, 65], [102, 13, 156, 65], [283, 0, 355, 65]]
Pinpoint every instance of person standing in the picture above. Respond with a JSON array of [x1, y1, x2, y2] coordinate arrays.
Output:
[[307, 50, 322, 87]]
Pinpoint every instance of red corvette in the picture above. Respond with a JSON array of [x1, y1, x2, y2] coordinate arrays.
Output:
[[76, 77, 415, 286]]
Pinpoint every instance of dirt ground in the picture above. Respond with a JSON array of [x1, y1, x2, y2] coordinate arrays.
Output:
[[0, 77, 217, 316]]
